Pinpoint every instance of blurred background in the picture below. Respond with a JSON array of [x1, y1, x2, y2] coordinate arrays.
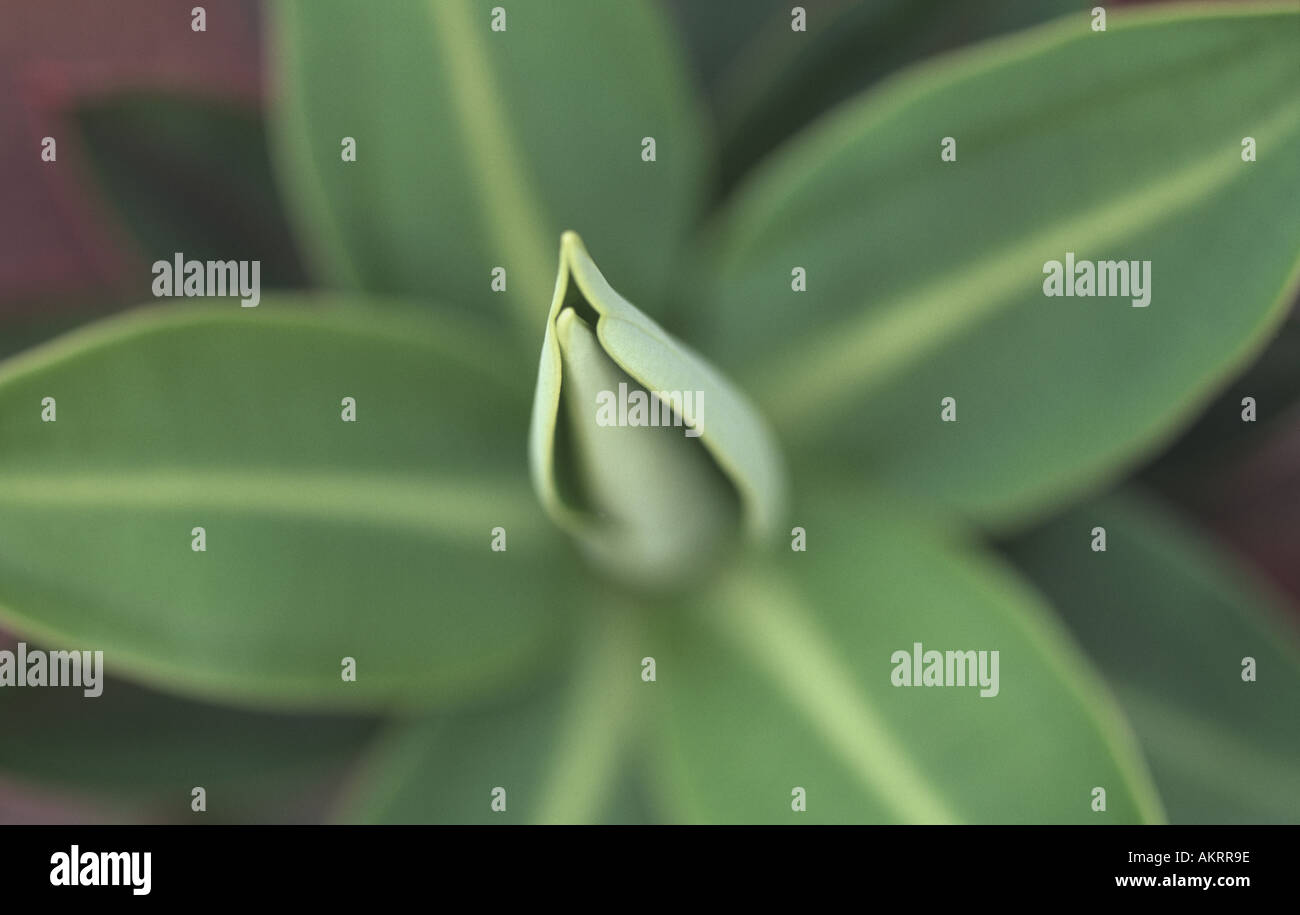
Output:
[[1, 0, 1295, 822]]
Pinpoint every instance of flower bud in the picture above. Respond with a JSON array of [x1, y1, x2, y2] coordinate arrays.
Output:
[[530, 232, 785, 589]]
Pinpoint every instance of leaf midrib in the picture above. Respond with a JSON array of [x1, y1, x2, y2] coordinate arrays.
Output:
[[530, 609, 641, 825], [424, 0, 554, 335], [0, 469, 541, 541], [753, 96, 1300, 431], [712, 569, 959, 824]]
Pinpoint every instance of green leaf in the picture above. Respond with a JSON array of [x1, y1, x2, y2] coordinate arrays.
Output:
[[700, 3, 1300, 528], [270, 0, 709, 336], [529, 233, 786, 588], [0, 674, 375, 822], [662, 0, 789, 94], [338, 606, 654, 824], [1005, 488, 1300, 823], [330, 488, 1165, 824], [74, 93, 307, 292], [710, 0, 1082, 196], [0, 298, 575, 710], [650, 488, 1165, 823]]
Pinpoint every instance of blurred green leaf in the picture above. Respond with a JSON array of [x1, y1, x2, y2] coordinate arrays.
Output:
[[710, 0, 1081, 196], [74, 92, 307, 292], [339, 608, 654, 824], [269, 486, 1169, 825], [650, 489, 1165, 823], [270, 0, 709, 336], [0, 298, 576, 710], [1005, 488, 1300, 823], [0, 675, 375, 822], [663, 0, 789, 94], [700, 4, 1300, 529]]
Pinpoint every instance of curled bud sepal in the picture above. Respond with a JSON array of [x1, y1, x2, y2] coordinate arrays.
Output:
[[529, 232, 786, 591]]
